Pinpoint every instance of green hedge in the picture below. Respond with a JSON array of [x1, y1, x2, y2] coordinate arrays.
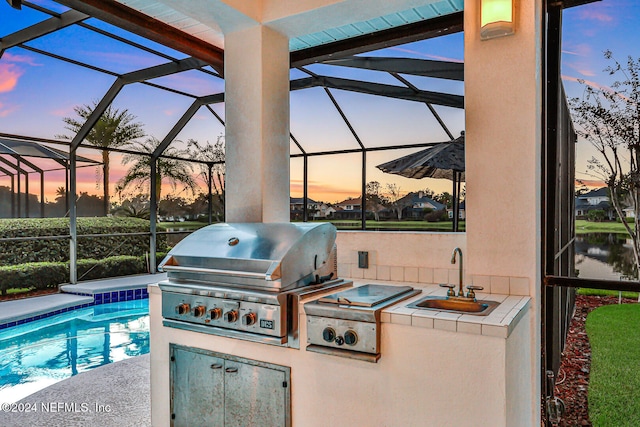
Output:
[[0, 262, 67, 295], [0, 254, 163, 296], [0, 217, 167, 266]]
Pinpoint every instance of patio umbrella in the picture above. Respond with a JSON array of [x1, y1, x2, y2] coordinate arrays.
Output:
[[376, 133, 465, 231]]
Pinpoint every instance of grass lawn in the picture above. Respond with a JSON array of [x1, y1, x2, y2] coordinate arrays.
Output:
[[575, 220, 633, 234], [312, 220, 465, 231], [158, 221, 206, 230], [586, 303, 640, 426], [578, 288, 640, 300]]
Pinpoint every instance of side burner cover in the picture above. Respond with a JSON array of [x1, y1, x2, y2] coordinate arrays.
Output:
[[318, 284, 416, 307]]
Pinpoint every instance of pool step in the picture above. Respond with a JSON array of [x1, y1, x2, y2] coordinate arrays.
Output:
[[0, 293, 94, 328], [0, 273, 165, 331]]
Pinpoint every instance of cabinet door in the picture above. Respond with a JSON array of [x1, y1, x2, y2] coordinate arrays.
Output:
[[224, 362, 287, 427], [171, 347, 225, 427]]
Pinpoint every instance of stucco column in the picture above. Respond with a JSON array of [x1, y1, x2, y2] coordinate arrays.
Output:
[[464, 0, 542, 425], [224, 25, 290, 223]]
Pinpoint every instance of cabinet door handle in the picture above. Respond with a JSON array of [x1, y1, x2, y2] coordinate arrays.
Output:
[[225, 367, 238, 373], [210, 364, 223, 369]]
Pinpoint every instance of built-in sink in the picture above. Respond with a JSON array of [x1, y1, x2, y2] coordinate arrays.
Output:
[[407, 296, 500, 316]]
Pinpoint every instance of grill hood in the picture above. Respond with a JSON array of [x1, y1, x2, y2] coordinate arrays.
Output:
[[158, 222, 337, 291]]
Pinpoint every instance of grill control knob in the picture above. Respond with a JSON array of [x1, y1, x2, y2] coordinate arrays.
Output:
[[322, 327, 336, 342], [193, 305, 206, 317], [242, 312, 257, 326], [224, 310, 239, 323], [209, 307, 222, 320], [344, 330, 358, 346], [335, 336, 345, 346], [177, 303, 190, 315]]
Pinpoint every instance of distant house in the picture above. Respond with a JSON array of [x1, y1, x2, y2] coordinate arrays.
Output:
[[378, 191, 445, 220], [333, 197, 363, 220], [448, 201, 466, 220], [623, 207, 635, 218], [400, 192, 446, 219], [575, 188, 616, 220], [290, 197, 335, 220]]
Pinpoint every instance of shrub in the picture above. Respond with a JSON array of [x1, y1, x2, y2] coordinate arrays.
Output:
[[0, 262, 67, 296], [0, 253, 165, 295], [0, 217, 167, 267], [587, 209, 607, 222], [425, 209, 448, 222]]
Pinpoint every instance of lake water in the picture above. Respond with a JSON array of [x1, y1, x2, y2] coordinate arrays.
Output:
[[574, 233, 637, 281]]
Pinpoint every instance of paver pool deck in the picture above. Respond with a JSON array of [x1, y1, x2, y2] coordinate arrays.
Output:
[[0, 354, 151, 427]]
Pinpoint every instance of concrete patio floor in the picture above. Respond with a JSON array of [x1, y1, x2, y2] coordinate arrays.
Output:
[[0, 354, 151, 427]]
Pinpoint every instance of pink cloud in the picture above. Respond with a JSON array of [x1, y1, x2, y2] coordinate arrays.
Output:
[[562, 74, 609, 90], [564, 61, 596, 77], [0, 63, 23, 93], [562, 74, 631, 102], [562, 43, 591, 58], [579, 9, 614, 23], [50, 105, 77, 117], [0, 101, 20, 117], [3, 52, 42, 66], [577, 69, 595, 77]]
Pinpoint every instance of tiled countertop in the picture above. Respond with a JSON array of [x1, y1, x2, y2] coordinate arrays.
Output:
[[351, 279, 530, 339]]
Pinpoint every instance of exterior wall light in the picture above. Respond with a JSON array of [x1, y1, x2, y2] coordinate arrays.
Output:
[[480, 0, 515, 40]]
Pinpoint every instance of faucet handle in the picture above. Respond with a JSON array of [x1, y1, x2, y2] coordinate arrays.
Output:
[[466, 285, 484, 300], [439, 283, 456, 297]]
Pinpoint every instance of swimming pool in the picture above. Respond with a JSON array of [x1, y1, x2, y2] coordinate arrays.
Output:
[[0, 299, 149, 403]]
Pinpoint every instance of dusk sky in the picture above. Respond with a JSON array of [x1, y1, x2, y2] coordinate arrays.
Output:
[[0, 0, 638, 204]]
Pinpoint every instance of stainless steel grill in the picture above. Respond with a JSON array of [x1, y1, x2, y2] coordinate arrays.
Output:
[[158, 222, 350, 347]]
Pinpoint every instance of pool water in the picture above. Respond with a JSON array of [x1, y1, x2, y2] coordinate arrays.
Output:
[[0, 299, 149, 403]]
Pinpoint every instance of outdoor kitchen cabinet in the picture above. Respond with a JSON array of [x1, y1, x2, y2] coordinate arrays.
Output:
[[170, 344, 291, 427]]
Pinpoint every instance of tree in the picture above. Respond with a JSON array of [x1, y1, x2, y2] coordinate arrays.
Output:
[[60, 103, 145, 216], [186, 136, 225, 222], [570, 51, 640, 277], [116, 137, 197, 205], [365, 181, 388, 221], [434, 192, 453, 209], [385, 183, 406, 220]]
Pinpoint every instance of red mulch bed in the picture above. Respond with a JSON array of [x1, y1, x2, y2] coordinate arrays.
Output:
[[554, 294, 637, 426]]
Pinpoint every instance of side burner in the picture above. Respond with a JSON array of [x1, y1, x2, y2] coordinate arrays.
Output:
[[305, 284, 421, 362]]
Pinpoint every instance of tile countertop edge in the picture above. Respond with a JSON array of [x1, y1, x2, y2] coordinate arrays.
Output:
[[371, 280, 531, 339]]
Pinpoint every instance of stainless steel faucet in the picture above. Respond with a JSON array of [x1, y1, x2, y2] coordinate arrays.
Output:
[[450, 247, 464, 297]]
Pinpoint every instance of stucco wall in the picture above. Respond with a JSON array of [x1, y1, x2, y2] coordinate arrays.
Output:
[[150, 286, 524, 427]]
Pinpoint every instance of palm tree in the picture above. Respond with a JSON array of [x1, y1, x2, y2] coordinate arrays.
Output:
[[116, 137, 197, 204], [59, 103, 145, 216], [186, 136, 225, 221]]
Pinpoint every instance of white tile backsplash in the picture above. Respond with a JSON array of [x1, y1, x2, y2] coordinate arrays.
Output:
[[509, 277, 529, 296], [377, 265, 391, 281], [490, 276, 510, 294], [433, 268, 449, 284], [418, 267, 434, 284], [404, 267, 418, 283], [338, 264, 532, 297], [390, 266, 404, 282]]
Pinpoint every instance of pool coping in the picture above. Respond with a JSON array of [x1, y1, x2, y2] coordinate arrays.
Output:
[[0, 273, 165, 330]]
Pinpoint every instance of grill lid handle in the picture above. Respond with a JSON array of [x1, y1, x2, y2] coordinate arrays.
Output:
[[160, 264, 269, 280]]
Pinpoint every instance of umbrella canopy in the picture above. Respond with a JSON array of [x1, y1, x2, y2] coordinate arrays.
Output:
[[376, 133, 465, 231], [376, 134, 464, 181]]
